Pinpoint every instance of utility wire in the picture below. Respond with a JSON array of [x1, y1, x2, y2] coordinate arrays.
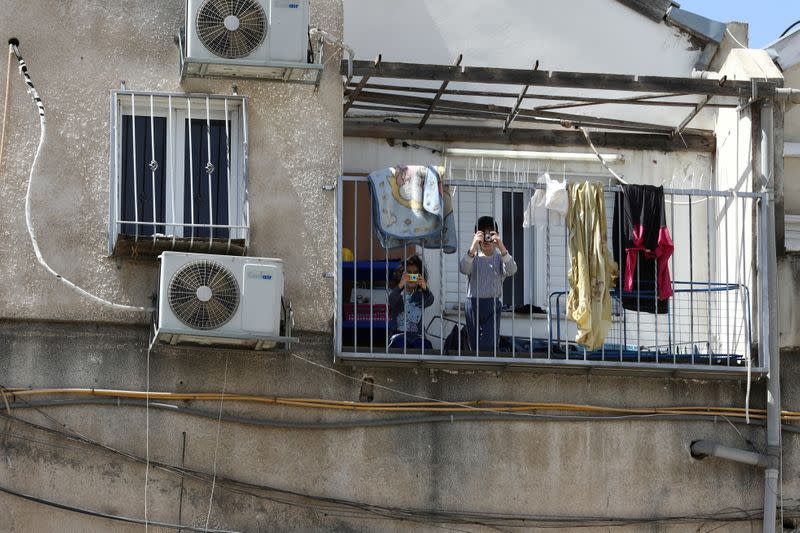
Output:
[[0, 483, 240, 533], [8, 40, 150, 314], [204, 355, 229, 532], [4, 407, 789, 528], [6, 397, 800, 433]]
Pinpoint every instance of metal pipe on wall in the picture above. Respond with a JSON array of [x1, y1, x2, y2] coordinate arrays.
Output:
[[759, 100, 780, 533], [690, 440, 768, 467]]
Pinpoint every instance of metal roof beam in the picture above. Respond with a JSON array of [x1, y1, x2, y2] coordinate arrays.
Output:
[[418, 54, 462, 129], [341, 60, 781, 97], [354, 90, 709, 135], [344, 120, 715, 151], [343, 55, 380, 113], [503, 61, 538, 132], [345, 82, 738, 108]]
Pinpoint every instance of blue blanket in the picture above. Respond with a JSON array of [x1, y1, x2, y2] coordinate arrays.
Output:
[[368, 165, 457, 253]]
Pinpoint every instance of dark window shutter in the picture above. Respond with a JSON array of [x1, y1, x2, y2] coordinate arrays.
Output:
[[502, 191, 525, 305], [183, 118, 230, 239], [120, 115, 167, 236]]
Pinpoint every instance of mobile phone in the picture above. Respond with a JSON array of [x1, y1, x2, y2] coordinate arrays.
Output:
[[407, 273, 419, 282]]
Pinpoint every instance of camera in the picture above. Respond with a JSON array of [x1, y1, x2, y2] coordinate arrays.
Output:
[[483, 232, 495, 243], [407, 273, 419, 282]]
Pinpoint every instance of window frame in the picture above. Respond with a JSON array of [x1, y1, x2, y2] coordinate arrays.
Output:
[[108, 90, 249, 255]]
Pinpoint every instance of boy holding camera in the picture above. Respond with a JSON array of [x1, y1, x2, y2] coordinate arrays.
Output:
[[387, 255, 435, 349], [459, 216, 517, 352]]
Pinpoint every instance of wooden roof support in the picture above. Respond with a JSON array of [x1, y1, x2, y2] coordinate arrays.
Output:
[[418, 54, 462, 129], [672, 77, 725, 136], [503, 61, 538, 132], [341, 60, 781, 97], [673, 94, 713, 137], [344, 120, 716, 152], [345, 82, 738, 108], [343, 55, 381, 113], [354, 90, 708, 135]]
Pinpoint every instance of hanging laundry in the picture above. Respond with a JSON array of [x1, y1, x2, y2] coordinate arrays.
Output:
[[566, 182, 619, 350], [522, 172, 567, 228], [612, 184, 674, 314], [367, 165, 457, 253], [545, 173, 568, 215]]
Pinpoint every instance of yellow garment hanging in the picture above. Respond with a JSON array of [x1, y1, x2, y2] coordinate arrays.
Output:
[[566, 182, 619, 350]]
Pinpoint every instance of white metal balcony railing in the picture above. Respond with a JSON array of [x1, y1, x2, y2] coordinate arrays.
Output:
[[108, 91, 250, 257], [335, 172, 766, 377]]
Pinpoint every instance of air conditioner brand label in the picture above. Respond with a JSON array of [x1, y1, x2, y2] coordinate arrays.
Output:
[[246, 271, 273, 280], [275, 1, 300, 8]]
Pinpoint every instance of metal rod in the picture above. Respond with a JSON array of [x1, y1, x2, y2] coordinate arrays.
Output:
[[187, 98, 195, 249], [706, 193, 712, 364], [149, 95, 158, 244], [224, 98, 232, 253], [205, 96, 213, 248], [345, 82, 737, 108], [670, 193, 676, 363], [115, 221, 247, 229], [369, 181, 374, 354], [354, 182, 359, 342], [344, 55, 380, 113], [241, 97, 250, 253], [335, 176, 343, 358], [456, 179, 462, 356], [130, 94, 139, 243], [168, 95, 177, 247], [760, 100, 780, 533], [111, 94, 120, 252], [342, 59, 773, 97], [689, 194, 695, 364], [673, 94, 715, 136], [419, 54, 462, 129]]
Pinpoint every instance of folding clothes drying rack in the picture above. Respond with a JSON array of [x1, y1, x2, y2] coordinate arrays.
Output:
[[423, 281, 751, 367]]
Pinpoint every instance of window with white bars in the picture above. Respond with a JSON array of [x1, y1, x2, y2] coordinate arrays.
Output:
[[108, 91, 249, 256]]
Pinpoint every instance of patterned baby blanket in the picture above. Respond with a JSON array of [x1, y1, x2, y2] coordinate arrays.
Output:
[[367, 165, 456, 253]]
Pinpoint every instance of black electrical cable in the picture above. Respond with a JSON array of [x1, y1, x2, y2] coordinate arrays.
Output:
[[780, 20, 800, 38], [6, 397, 800, 433], [0, 483, 240, 533], [2, 409, 798, 529]]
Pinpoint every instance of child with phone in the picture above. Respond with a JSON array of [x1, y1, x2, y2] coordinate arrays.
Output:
[[388, 255, 434, 349]]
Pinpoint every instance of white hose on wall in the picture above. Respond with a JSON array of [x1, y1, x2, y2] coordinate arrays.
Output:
[[9, 40, 151, 313]]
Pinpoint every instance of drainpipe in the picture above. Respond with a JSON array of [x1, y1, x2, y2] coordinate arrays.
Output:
[[758, 99, 780, 533], [690, 440, 768, 467]]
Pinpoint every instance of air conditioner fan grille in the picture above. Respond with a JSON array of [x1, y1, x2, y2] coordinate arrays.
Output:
[[196, 0, 267, 59], [168, 260, 240, 330]]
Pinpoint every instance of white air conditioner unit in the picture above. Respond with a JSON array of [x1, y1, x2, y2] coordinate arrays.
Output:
[[154, 252, 288, 350], [181, 0, 322, 82]]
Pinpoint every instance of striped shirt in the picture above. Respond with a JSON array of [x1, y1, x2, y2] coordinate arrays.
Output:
[[459, 250, 517, 299]]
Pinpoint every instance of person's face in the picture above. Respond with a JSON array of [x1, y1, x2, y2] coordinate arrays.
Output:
[[405, 264, 419, 290]]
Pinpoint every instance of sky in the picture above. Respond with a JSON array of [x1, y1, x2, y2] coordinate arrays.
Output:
[[676, 0, 800, 48]]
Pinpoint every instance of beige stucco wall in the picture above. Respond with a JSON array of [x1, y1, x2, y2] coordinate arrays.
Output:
[[782, 66, 800, 214], [0, 0, 342, 331]]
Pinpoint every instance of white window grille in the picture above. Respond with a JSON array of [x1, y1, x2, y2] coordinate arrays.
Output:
[[108, 91, 249, 257]]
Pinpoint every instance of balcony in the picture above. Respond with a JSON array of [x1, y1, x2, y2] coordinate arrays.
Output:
[[335, 173, 766, 379]]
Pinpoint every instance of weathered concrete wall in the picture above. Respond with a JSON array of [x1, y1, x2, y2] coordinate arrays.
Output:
[[0, 321, 771, 531], [0, 0, 342, 331], [779, 254, 800, 349]]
